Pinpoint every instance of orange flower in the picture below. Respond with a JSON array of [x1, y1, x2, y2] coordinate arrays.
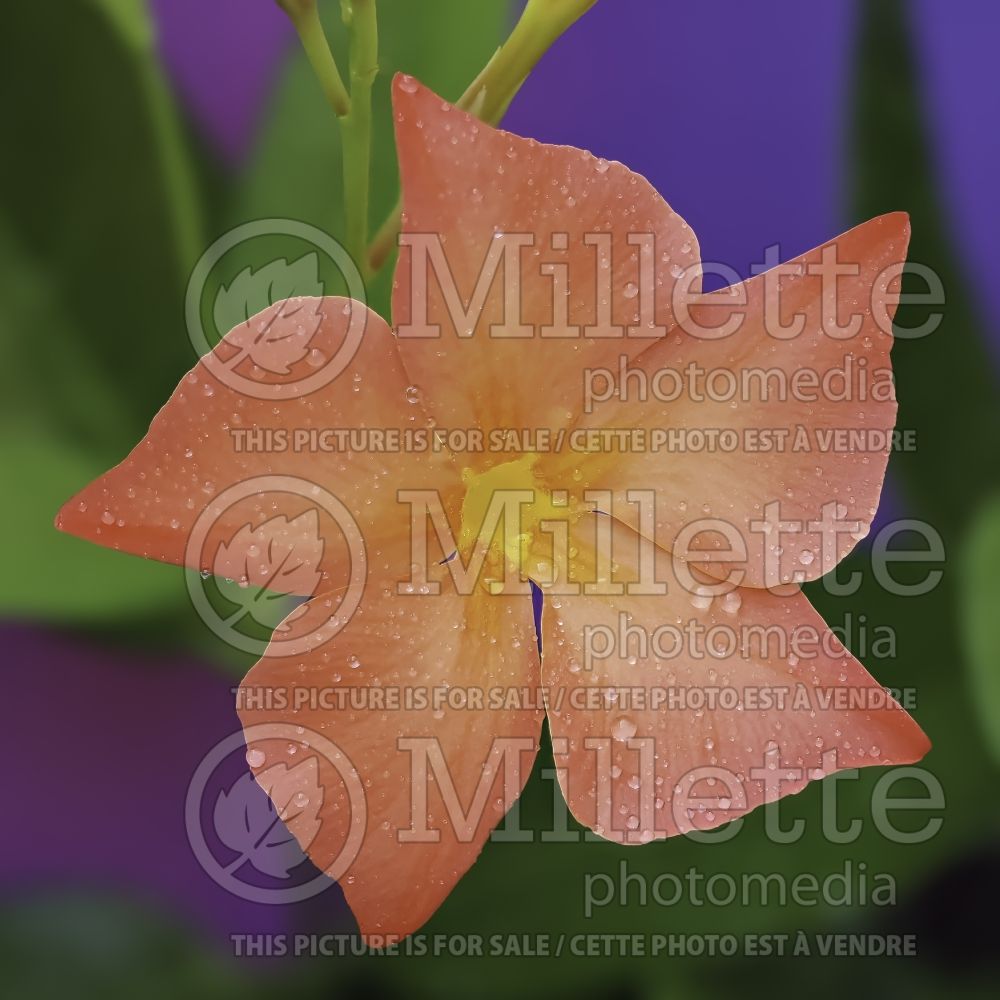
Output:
[[57, 76, 929, 940]]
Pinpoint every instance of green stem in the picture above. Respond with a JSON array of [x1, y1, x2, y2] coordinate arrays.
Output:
[[285, 1, 352, 119], [366, 0, 597, 274], [457, 0, 597, 126], [367, 195, 404, 275], [341, 0, 379, 281]]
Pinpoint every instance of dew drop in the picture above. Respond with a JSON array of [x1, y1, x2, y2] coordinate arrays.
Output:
[[720, 591, 742, 615], [690, 585, 714, 611], [611, 716, 637, 742]]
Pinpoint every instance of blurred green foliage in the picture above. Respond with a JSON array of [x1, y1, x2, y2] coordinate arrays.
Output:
[[0, 894, 248, 1000], [959, 495, 1000, 766]]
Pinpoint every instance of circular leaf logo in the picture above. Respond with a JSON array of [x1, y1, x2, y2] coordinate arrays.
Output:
[[186, 723, 366, 904], [184, 475, 367, 657], [185, 219, 368, 400]]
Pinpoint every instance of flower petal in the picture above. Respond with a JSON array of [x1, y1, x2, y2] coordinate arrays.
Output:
[[506, 0, 856, 286], [541, 515, 929, 844], [56, 297, 460, 594], [238, 577, 542, 940], [551, 214, 908, 588], [391, 76, 700, 453]]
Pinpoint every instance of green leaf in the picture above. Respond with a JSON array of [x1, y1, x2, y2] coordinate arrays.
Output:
[[85, 0, 154, 53], [0, 4, 203, 623], [852, 0, 1000, 530], [1, 0, 203, 431], [959, 494, 1000, 766], [0, 216, 184, 622], [232, 0, 511, 319], [1, 428, 184, 622], [0, 216, 130, 454]]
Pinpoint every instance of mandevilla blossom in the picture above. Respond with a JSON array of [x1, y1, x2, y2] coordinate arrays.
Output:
[[57, 76, 929, 940]]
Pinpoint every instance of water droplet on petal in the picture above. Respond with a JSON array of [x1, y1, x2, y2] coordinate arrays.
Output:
[[611, 716, 637, 742], [720, 591, 742, 615]]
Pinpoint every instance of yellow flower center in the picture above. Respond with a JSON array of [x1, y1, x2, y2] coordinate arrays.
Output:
[[457, 453, 584, 584]]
